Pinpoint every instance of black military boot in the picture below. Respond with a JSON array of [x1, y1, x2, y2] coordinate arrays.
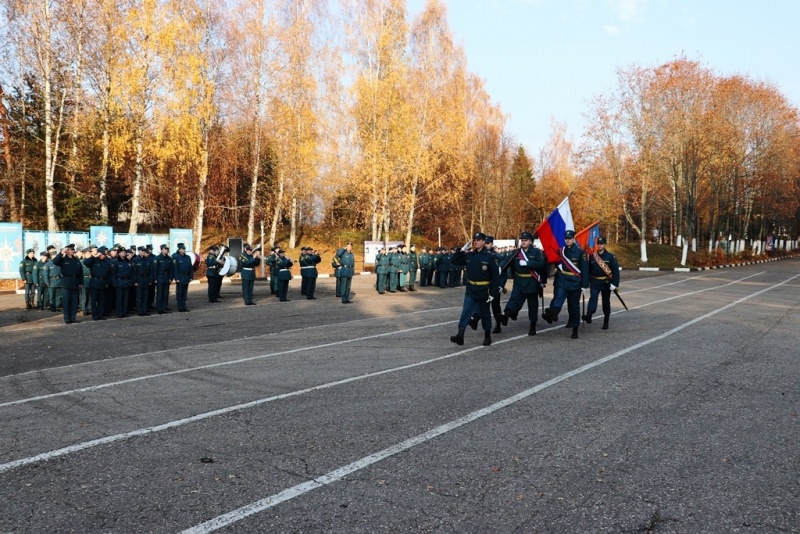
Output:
[[571, 326, 579, 339], [542, 308, 554, 324], [468, 315, 479, 330], [602, 316, 609, 330], [409, 285, 416, 292], [499, 312, 509, 326], [528, 322, 536, 336], [582, 313, 592, 324], [492, 320, 502, 334], [482, 330, 492, 346], [450, 327, 466, 346]]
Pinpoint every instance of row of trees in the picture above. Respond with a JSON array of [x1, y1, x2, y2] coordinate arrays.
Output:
[[1, 0, 798, 258]]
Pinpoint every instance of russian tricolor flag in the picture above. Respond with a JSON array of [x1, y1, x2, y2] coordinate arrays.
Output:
[[535, 197, 574, 263]]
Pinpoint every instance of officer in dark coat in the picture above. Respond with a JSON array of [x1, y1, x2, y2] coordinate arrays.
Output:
[[502, 232, 549, 336], [239, 244, 260, 305], [172, 243, 193, 312], [206, 245, 224, 303], [469, 236, 507, 334], [84, 246, 112, 320], [450, 232, 500, 346], [112, 247, 134, 318], [542, 230, 590, 339], [337, 242, 356, 303], [583, 236, 621, 330], [299, 247, 321, 299], [19, 249, 37, 309], [155, 244, 173, 313], [133, 246, 155, 316], [52, 244, 83, 324]]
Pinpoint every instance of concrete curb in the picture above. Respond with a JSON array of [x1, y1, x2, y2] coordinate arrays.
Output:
[[636, 254, 798, 272]]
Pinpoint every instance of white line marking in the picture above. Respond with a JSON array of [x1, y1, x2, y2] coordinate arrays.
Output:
[[181, 272, 800, 533], [0, 272, 772, 475], [0, 273, 741, 408]]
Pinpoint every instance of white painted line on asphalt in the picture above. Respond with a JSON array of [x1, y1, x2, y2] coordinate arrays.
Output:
[[180, 271, 800, 533], [3, 304, 461, 379], [0, 271, 783, 479], [0, 273, 763, 410]]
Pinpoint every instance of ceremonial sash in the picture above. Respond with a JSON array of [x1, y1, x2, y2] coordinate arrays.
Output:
[[518, 248, 542, 284], [592, 251, 612, 277], [559, 246, 581, 276]]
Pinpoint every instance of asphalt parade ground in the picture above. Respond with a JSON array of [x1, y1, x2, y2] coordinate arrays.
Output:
[[1, 261, 798, 533]]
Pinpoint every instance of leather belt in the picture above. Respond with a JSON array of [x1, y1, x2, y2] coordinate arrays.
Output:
[[468, 280, 489, 286]]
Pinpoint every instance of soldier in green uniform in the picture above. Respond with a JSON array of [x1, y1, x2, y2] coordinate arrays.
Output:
[[501, 232, 549, 336], [331, 249, 343, 298], [52, 244, 83, 324], [19, 248, 37, 309], [583, 236, 620, 330], [275, 248, 293, 301], [35, 251, 50, 310], [542, 230, 590, 339], [398, 244, 410, 291], [407, 244, 419, 291], [418, 247, 431, 287], [239, 244, 260, 305], [387, 246, 401, 293], [337, 242, 356, 303], [449, 233, 500, 346], [375, 247, 390, 294], [45, 246, 62, 312]]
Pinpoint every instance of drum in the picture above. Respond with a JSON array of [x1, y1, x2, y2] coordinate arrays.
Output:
[[186, 251, 202, 272], [219, 255, 238, 277]]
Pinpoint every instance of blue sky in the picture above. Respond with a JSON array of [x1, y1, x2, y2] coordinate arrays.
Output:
[[407, 0, 800, 155]]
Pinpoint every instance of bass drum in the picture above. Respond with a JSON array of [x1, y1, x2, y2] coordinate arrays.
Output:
[[186, 251, 202, 272], [219, 255, 238, 277]]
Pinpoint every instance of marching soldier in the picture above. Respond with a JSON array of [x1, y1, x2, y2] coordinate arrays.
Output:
[[52, 244, 83, 324], [239, 244, 260, 305], [469, 236, 506, 334], [35, 251, 50, 310], [19, 248, 37, 309], [155, 244, 173, 314], [449, 232, 500, 346], [583, 236, 620, 330], [501, 232, 548, 336], [206, 245, 224, 303], [172, 243, 193, 312], [300, 247, 321, 299], [542, 230, 590, 339]]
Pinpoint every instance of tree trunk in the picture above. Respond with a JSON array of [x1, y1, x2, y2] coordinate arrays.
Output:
[[193, 126, 209, 253], [289, 193, 297, 249], [269, 169, 285, 247], [0, 85, 17, 221], [247, 121, 261, 245], [99, 106, 110, 224], [129, 127, 144, 234]]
